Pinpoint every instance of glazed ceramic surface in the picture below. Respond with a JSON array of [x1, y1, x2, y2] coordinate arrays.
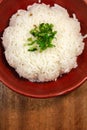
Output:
[[0, 0, 87, 98]]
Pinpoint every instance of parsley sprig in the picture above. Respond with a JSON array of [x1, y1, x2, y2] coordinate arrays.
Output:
[[26, 23, 57, 52]]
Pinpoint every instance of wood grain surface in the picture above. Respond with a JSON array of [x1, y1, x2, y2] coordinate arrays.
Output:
[[0, 81, 87, 130]]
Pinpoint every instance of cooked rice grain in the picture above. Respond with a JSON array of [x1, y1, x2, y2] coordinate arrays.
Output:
[[2, 3, 86, 82]]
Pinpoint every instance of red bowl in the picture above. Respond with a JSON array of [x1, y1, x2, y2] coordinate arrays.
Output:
[[0, 0, 87, 98]]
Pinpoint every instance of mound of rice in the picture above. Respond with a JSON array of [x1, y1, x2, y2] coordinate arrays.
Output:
[[2, 3, 86, 82]]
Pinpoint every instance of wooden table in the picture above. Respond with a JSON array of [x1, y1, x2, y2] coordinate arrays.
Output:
[[0, 81, 87, 130]]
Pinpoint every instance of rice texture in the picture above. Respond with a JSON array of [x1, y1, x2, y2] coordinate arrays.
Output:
[[2, 3, 85, 82]]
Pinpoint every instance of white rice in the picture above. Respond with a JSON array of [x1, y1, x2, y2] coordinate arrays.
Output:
[[2, 3, 86, 82]]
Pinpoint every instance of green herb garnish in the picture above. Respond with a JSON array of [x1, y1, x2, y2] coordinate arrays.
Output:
[[26, 23, 57, 52]]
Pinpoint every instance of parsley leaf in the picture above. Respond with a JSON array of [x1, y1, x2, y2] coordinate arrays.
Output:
[[26, 23, 57, 52]]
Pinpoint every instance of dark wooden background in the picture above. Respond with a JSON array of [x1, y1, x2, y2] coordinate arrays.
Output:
[[0, 81, 87, 130]]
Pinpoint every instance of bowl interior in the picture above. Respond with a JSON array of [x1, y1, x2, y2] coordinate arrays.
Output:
[[0, 0, 87, 98]]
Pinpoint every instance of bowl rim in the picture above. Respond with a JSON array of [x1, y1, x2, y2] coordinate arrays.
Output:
[[0, 0, 87, 98], [0, 76, 87, 98]]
